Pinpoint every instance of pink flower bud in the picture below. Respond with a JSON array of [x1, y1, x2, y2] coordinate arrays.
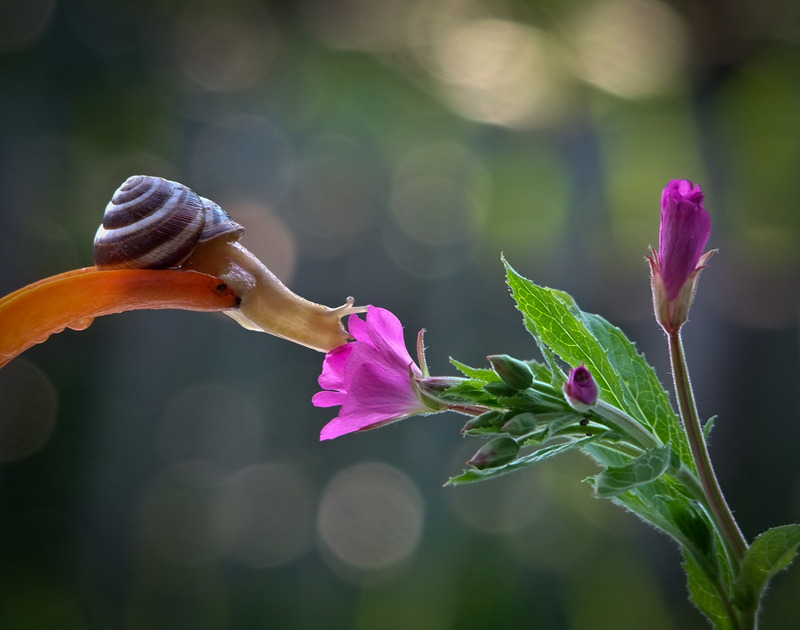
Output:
[[563, 365, 599, 411], [658, 180, 711, 300], [647, 179, 715, 333]]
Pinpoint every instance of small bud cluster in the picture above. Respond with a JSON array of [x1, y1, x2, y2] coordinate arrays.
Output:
[[453, 358, 602, 472]]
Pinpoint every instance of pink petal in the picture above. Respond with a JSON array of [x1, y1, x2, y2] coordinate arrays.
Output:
[[340, 363, 422, 414], [312, 390, 346, 407], [346, 309, 371, 341], [317, 343, 354, 390], [659, 180, 711, 300], [320, 415, 403, 440], [365, 308, 412, 358], [319, 363, 428, 440], [363, 308, 421, 377]]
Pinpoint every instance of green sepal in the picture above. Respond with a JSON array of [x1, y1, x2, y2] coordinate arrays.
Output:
[[592, 444, 672, 498]]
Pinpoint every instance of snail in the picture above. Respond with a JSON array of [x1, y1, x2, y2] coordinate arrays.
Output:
[[93, 175, 365, 352]]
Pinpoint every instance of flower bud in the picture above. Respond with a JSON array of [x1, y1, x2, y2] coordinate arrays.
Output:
[[501, 412, 538, 436], [563, 365, 599, 412], [461, 409, 506, 434], [487, 354, 534, 390], [647, 179, 714, 334], [501, 389, 566, 414], [468, 437, 520, 470], [483, 380, 518, 398]]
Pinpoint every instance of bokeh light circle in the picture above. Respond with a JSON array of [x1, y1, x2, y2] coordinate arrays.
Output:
[[211, 462, 316, 568], [158, 382, 265, 470], [0, 359, 58, 462], [317, 462, 425, 572]]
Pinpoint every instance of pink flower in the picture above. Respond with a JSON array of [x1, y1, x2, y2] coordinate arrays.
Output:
[[647, 180, 714, 333], [563, 365, 599, 411], [313, 306, 444, 440]]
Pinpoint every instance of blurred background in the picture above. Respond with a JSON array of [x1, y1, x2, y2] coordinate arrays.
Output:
[[1, 0, 799, 628]]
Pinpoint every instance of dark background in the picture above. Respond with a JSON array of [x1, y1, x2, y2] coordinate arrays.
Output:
[[1, 0, 799, 628]]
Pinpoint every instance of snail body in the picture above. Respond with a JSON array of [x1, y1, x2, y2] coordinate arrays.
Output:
[[93, 175, 363, 352]]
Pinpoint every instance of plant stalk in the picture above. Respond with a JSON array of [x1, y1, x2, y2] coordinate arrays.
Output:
[[668, 331, 748, 567], [593, 400, 662, 451], [593, 400, 709, 506]]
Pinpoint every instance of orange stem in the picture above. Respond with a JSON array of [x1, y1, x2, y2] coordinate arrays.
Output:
[[0, 266, 239, 369]]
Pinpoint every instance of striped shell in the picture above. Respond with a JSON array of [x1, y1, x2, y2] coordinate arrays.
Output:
[[93, 175, 244, 270]]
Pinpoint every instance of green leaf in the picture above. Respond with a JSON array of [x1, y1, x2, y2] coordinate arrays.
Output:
[[526, 359, 554, 383], [449, 358, 499, 382], [543, 412, 584, 437], [580, 312, 690, 465], [504, 258, 692, 468], [664, 496, 715, 566], [732, 524, 800, 610], [684, 554, 734, 630], [703, 415, 718, 441], [446, 434, 603, 485], [496, 389, 566, 414], [522, 315, 566, 384], [593, 444, 672, 497], [439, 381, 498, 406]]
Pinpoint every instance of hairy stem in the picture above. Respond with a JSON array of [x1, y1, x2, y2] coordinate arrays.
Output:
[[445, 404, 492, 417], [592, 399, 662, 451], [592, 400, 714, 524], [668, 331, 748, 568]]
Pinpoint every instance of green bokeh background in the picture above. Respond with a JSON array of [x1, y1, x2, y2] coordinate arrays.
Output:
[[1, 1, 799, 628]]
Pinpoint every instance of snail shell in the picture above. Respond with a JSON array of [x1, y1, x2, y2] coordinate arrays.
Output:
[[93, 175, 244, 270]]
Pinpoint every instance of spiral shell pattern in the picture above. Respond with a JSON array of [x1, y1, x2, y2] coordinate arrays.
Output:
[[93, 175, 244, 270]]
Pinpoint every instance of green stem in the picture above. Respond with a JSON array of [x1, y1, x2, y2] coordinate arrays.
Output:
[[739, 605, 757, 630], [711, 568, 744, 630], [593, 401, 708, 504], [592, 367, 753, 627], [668, 331, 748, 568], [593, 399, 662, 451], [445, 404, 491, 417], [670, 462, 709, 506]]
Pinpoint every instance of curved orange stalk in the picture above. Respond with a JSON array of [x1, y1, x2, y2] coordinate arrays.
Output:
[[0, 267, 239, 369]]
